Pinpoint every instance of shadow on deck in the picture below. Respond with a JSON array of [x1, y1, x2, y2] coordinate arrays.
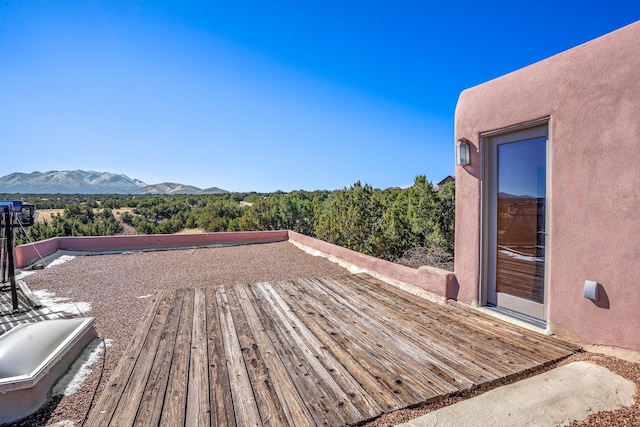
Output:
[[86, 274, 579, 426]]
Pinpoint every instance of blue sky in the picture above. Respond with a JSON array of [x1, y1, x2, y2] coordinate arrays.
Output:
[[1, 1, 639, 192]]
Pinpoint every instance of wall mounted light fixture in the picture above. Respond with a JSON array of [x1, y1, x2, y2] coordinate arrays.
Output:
[[456, 138, 471, 166]]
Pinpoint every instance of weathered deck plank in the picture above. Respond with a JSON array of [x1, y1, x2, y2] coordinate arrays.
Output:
[[234, 284, 316, 427], [261, 282, 384, 421], [87, 274, 578, 426], [248, 281, 350, 427], [354, 274, 577, 361], [270, 280, 406, 412], [320, 276, 498, 384], [186, 288, 210, 427], [217, 286, 263, 426], [295, 277, 460, 396], [225, 285, 289, 426], [85, 291, 167, 427], [279, 278, 429, 404], [205, 286, 235, 426], [333, 275, 523, 380], [134, 288, 186, 426], [160, 288, 194, 426]]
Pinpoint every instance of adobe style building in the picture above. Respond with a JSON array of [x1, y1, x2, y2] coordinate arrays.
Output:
[[454, 21, 640, 352]]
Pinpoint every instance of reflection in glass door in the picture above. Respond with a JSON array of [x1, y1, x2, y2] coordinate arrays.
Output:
[[486, 125, 547, 321]]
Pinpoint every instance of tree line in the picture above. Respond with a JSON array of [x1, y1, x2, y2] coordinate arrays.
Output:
[[4, 176, 454, 270]]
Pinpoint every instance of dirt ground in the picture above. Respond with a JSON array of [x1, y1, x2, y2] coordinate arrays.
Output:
[[36, 208, 135, 223], [35, 209, 64, 222]]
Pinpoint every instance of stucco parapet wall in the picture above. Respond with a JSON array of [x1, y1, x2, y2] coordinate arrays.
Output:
[[15, 230, 456, 301], [14, 231, 289, 269], [287, 231, 457, 301]]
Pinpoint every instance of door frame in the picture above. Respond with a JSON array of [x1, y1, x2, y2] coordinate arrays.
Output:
[[480, 118, 550, 322]]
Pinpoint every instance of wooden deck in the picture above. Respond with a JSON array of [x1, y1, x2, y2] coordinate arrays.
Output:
[[85, 274, 579, 427]]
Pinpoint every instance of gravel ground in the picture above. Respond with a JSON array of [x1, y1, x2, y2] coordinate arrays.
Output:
[[8, 241, 640, 426]]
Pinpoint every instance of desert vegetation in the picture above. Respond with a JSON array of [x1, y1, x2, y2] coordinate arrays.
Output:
[[2, 175, 454, 270]]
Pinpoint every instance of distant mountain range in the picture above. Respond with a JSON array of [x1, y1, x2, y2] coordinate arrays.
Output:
[[0, 171, 229, 194]]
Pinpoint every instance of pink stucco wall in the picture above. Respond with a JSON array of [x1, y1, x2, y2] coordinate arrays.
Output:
[[288, 231, 456, 299], [454, 21, 640, 351], [14, 231, 289, 268], [15, 229, 455, 302]]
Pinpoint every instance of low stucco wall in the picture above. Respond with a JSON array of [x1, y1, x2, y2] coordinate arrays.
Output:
[[14, 231, 289, 268], [16, 230, 456, 302], [454, 21, 640, 351], [287, 231, 456, 299]]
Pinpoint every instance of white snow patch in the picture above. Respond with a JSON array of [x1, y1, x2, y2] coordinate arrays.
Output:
[[348, 265, 368, 274], [16, 270, 35, 280], [46, 255, 76, 268], [32, 289, 91, 315], [53, 338, 112, 396], [289, 240, 364, 274], [289, 240, 368, 274]]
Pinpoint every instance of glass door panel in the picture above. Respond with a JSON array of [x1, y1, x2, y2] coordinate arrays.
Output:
[[485, 123, 547, 321], [496, 137, 546, 304]]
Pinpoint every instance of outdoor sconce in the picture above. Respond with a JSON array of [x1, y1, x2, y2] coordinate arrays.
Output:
[[456, 138, 471, 166]]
